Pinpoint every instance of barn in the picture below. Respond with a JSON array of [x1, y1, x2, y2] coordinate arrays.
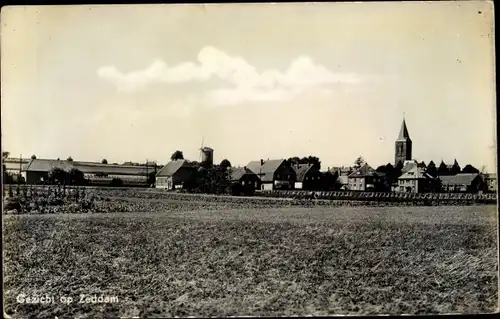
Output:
[[155, 160, 198, 190]]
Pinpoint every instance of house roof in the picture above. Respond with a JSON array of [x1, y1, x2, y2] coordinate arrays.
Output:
[[293, 164, 314, 182], [73, 162, 152, 176], [24, 158, 154, 176], [399, 163, 435, 180], [246, 159, 285, 182], [439, 173, 481, 186], [229, 167, 256, 181], [156, 160, 195, 177], [329, 166, 353, 176], [24, 159, 75, 172], [396, 119, 411, 141], [348, 164, 384, 178]]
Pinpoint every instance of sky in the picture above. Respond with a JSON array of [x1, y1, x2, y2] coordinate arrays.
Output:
[[1, 2, 496, 172]]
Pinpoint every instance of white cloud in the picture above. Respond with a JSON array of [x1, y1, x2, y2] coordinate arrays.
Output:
[[97, 46, 381, 105]]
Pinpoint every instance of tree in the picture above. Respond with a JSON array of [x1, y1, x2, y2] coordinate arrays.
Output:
[[170, 150, 184, 161], [353, 156, 365, 169], [110, 178, 124, 187], [450, 159, 461, 175], [31, 154, 37, 160], [220, 159, 232, 170], [437, 161, 450, 176], [419, 161, 426, 168], [287, 157, 301, 165], [426, 161, 438, 177], [67, 156, 73, 162], [462, 164, 480, 174], [101, 159, 108, 164], [2, 151, 10, 159], [48, 168, 67, 185], [286, 156, 321, 170], [68, 168, 85, 185], [376, 165, 387, 173]]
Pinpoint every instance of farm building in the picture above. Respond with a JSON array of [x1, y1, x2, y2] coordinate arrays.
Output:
[[22, 158, 154, 186], [228, 166, 260, 195], [23, 159, 75, 184], [73, 162, 153, 187], [246, 159, 296, 190], [348, 164, 386, 191], [3, 157, 30, 175], [155, 160, 198, 190], [397, 161, 438, 193], [292, 163, 323, 190], [438, 173, 487, 193]]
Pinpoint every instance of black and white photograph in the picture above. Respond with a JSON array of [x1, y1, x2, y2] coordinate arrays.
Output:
[[1, 1, 498, 317]]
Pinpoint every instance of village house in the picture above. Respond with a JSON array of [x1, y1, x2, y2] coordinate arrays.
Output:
[[439, 173, 487, 193], [330, 166, 353, 190], [292, 163, 323, 190], [483, 173, 497, 193], [246, 159, 296, 191], [155, 159, 198, 190], [397, 161, 438, 193], [348, 164, 386, 191], [228, 166, 261, 195]]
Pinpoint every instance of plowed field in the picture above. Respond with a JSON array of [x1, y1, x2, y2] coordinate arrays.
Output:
[[3, 202, 498, 318]]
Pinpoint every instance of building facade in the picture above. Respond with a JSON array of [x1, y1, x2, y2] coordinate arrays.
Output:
[[439, 173, 487, 193], [229, 167, 261, 195], [293, 164, 323, 190], [247, 159, 296, 190], [397, 161, 438, 193], [156, 160, 198, 190], [348, 164, 386, 191]]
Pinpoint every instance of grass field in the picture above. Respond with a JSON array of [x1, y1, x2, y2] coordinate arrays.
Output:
[[3, 202, 498, 317]]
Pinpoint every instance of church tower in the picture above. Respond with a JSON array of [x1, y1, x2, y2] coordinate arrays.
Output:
[[395, 117, 412, 166]]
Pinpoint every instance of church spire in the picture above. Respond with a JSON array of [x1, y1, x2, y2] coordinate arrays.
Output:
[[397, 118, 411, 141]]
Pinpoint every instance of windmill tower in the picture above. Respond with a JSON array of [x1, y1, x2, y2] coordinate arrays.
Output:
[[199, 136, 214, 168]]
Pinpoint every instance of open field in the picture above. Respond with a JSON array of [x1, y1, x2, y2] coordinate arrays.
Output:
[[3, 201, 498, 318]]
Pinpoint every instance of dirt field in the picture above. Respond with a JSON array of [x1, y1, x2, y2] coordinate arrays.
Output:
[[3, 203, 498, 317]]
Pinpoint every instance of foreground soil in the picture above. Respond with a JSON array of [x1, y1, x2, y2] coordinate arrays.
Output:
[[3, 204, 498, 317]]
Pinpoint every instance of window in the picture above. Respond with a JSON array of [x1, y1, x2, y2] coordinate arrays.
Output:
[[242, 181, 245, 186], [306, 177, 309, 180]]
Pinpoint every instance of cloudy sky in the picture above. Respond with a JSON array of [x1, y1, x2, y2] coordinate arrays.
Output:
[[1, 2, 496, 171]]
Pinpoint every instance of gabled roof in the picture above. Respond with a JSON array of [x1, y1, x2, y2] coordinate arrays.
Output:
[[24, 158, 75, 172], [156, 160, 196, 177], [396, 119, 411, 141], [399, 163, 435, 180], [293, 164, 315, 182], [348, 164, 385, 178], [229, 167, 257, 181], [246, 159, 286, 182], [73, 162, 152, 176], [439, 173, 481, 186]]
